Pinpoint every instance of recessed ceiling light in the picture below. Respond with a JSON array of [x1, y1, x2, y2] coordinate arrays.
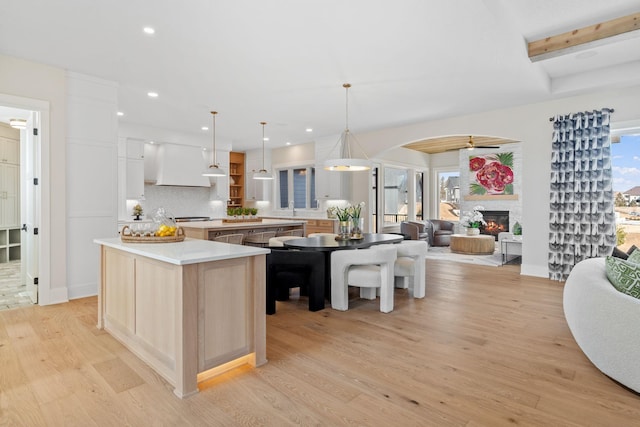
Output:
[[305, 128, 313, 132], [117, 111, 124, 116], [201, 126, 209, 131], [263, 137, 269, 141], [143, 27, 155, 35], [147, 92, 159, 98], [148, 140, 155, 144], [286, 142, 291, 145]]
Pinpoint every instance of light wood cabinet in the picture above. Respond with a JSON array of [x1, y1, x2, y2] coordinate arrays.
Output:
[[98, 244, 267, 398], [229, 152, 244, 208], [305, 219, 338, 236]]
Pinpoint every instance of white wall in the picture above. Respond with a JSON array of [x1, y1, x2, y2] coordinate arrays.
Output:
[[351, 84, 640, 278], [66, 72, 118, 299]]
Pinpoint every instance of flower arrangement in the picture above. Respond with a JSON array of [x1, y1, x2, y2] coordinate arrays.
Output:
[[335, 206, 351, 222], [348, 202, 365, 220], [460, 205, 487, 228]]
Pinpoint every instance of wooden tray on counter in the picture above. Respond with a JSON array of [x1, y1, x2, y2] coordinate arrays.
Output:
[[121, 225, 186, 243], [222, 217, 263, 224]]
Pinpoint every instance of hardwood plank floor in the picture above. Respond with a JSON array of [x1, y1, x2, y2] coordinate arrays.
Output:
[[1, 259, 638, 426]]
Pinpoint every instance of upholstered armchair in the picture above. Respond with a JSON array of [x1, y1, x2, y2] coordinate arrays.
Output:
[[400, 221, 429, 241], [427, 220, 455, 246]]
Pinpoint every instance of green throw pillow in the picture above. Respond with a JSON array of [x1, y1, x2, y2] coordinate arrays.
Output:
[[605, 256, 640, 299], [627, 249, 640, 265]]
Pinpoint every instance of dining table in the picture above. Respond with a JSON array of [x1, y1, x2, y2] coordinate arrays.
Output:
[[282, 233, 405, 302]]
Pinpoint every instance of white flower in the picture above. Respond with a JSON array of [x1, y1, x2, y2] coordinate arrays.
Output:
[[460, 206, 487, 228]]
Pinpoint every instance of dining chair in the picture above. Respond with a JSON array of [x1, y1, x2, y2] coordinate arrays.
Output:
[[308, 233, 338, 238], [268, 236, 300, 247], [393, 240, 428, 298], [266, 248, 326, 314], [214, 233, 244, 244], [276, 229, 304, 237], [330, 245, 397, 313]]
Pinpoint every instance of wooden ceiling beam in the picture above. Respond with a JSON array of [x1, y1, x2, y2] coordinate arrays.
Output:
[[528, 12, 640, 62]]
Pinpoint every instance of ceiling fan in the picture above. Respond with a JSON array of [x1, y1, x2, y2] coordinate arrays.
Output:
[[466, 135, 500, 150], [447, 135, 500, 152]]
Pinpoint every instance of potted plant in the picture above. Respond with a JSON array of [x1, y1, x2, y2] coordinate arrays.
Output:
[[250, 208, 258, 218], [335, 206, 351, 240], [349, 202, 365, 239], [460, 205, 486, 236], [132, 204, 143, 221]]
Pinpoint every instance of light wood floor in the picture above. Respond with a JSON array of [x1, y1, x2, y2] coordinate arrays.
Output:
[[1, 260, 638, 426]]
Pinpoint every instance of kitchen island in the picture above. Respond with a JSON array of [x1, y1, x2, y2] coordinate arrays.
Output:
[[94, 237, 270, 398], [180, 218, 306, 241]]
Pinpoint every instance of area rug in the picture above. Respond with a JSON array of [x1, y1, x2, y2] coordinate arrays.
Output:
[[425, 245, 503, 267]]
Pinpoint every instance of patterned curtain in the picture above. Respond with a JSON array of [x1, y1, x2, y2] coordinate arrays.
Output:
[[549, 108, 616, 281]]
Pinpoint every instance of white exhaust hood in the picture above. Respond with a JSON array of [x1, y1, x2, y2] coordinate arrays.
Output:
[[155, 143, 211, 187]]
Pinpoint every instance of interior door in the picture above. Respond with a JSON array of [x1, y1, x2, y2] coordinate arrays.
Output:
[[23, 111, 39, 304]]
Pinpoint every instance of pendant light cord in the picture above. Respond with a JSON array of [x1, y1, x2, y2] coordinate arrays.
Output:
[[261, 121, 267, 170], [211, 111, 218, 165]]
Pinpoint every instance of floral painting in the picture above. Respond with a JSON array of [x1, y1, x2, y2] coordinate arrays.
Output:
[[469, 152, 514, 195]]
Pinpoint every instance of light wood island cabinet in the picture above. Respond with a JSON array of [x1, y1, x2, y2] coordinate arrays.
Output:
[[95, 237, 269, 398]]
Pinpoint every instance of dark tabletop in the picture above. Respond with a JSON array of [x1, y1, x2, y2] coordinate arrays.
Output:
[[283, 233, 404, 251]]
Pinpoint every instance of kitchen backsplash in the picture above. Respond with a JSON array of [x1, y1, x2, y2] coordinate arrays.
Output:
[[131, 184, 227, 220]]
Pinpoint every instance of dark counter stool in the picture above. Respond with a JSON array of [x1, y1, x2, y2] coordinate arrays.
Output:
[[266, 248, 326, 314]]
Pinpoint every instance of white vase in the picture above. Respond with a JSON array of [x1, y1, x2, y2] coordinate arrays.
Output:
[[467, 227, 480, 236]]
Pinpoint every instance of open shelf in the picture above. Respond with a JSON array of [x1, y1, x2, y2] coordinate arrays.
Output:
[[0, 227, 21, 263]]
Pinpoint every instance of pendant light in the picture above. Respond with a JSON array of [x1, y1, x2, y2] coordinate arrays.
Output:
[[253, 121, 273, 180], [202, 111, 226, 177], [324, 83, 371, 171]]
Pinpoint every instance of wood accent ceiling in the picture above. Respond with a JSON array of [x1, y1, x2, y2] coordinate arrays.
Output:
[[528, 12, 640, 61], [403, 135, 518, 155]]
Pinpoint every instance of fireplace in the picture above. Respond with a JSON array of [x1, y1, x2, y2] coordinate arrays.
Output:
[[479, 210, 509, 240]]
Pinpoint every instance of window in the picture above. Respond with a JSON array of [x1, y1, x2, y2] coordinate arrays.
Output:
[[383, 167, 408, 225], [277, 166, 317, 209], [612, 133, 640, 251], [437, 171, 459, 221]]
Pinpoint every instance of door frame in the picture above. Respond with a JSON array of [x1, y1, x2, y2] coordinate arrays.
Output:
[[0, 93, 50, 305]]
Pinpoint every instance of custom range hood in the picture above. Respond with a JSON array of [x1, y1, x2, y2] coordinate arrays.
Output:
[[155, 143, 211, 187]]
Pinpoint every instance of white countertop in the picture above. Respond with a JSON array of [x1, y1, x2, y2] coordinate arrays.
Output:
[[94, 237, 270, 265], [178, 218, 306, 229]]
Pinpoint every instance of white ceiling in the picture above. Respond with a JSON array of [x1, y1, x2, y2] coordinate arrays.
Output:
[[0, 0, 639, 150]]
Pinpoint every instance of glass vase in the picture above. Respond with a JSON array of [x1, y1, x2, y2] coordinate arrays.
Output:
[[337, 220, 351, 240], [350, 217, 364, 239]]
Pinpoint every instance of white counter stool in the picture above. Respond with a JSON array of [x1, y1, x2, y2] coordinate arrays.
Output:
[[394, 240, 428, 298], [276, 229, 304, 237], [268, 236, 300, 247], [214, 233, 244, 244], [244, 231, 277, 247], [308, 232, 338, 238], [331, 245, 397, 313]]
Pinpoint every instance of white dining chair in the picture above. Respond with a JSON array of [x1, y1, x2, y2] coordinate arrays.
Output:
[[393, 240, 428, 298], [330, 245, 397, 313]]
